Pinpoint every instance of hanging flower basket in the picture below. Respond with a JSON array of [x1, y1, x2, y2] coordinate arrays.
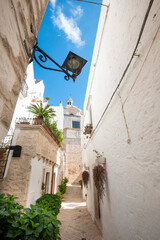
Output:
[[93, 164, 106, 200], [82, 170, 89, 187], [83, 124, 93, 135]]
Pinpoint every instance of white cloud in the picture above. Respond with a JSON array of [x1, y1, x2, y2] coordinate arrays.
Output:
[[70, 6, 83, 18], [50, 0, 56, 9], [51, 7, 85, 47]]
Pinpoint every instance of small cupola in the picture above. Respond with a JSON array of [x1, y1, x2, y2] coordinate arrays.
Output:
[[67, 97, 73, 106]]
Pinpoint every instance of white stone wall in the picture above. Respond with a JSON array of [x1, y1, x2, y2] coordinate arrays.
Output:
[[63, 115, 81, 129], [82, 0, 160, 239], [50, 100, 83, 185], [54, 149, 62, 193], [26, 156, 45, 207], [62, 102, 82, 184], [52, 105, 64, 130], [0, 0, 48, 141], [8, 63, 44, 134]]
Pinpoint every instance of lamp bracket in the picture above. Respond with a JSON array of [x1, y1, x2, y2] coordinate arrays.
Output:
[[24, 24, 77, 82]]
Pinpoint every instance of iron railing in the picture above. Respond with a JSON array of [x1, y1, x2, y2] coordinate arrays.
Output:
[[0, 135, 13, 179], [15, 117, 34, 125]]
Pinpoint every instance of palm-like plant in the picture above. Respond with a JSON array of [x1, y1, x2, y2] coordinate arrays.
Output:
[[27, 103, 56, 122]]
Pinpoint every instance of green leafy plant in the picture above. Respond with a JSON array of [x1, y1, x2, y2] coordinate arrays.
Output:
[[58, 177, 69, 195], [44, 120, 64, 144], [27, 103, 56, 122], [79, 180, 82, 189], [36, 193, 62, 215], [58, 183, 67, 195], [0, 193, 61, 240], [50, 121, 63, 144], [8, 205, 61, 240], [62, 177, 69, 184], [0, 193, 23, 238], [45, 97, 50, 101], [93, 164, 106, 200], [41, 182, 46, 195], [0, 148, 7, 153], [82, 171, 89, 187], [93, 149, 104, 159]]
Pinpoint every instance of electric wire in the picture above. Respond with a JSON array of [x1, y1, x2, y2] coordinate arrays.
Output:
[[73, 0, 108, 7], [91, 0, 155, 137]]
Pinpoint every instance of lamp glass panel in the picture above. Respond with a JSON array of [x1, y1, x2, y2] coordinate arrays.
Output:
[[67, 58, 80, 70]]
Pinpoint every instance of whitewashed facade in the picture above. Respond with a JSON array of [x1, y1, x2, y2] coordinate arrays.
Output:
[[82, 1, 160, 240], [8, 62, 44, 135], [52, 98, 83, 184]]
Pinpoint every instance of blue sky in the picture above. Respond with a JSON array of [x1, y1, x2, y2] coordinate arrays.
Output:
[[34, 0, 101, 110]]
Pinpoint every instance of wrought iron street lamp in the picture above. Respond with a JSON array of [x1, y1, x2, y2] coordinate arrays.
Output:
[[24, 24, 87, 82]]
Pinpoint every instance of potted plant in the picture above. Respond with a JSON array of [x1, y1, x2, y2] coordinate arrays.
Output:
[[79, 180, 82, 189], [27, 102, 56, 125], [93, 164, 106, 200], [62, 177, 69, 184], [83, 124, 93, 135], [0, 148, 7, 153], [20, 121, 30, 124], [0, 147, 7, 158], [41, 182, 46, 195], [58, 183, 67, 195], [82, 170, 89, 187]]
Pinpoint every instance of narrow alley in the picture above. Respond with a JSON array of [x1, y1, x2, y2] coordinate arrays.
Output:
[[1, 1, 160, 240], [58, 185, 102, 240]]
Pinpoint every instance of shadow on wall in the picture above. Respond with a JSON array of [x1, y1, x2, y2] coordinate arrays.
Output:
[[72, 173, 82, 185], [105, 162, 111, 209]]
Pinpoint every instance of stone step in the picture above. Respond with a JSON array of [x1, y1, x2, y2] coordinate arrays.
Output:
[[64, 185, 83, 202]]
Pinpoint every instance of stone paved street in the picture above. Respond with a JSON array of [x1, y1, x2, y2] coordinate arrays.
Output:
[[58, 185, 102, 240]]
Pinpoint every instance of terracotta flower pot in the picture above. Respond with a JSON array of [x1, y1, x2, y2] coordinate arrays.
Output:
[[20, 121, 30, 125], [33, 118, 43, 125]]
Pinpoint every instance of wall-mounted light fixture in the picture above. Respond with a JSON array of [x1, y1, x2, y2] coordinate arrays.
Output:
[[10, 145, 22, 157], [24, 24, 87, 82]]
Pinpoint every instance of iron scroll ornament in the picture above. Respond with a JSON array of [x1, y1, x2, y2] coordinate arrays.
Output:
[[24, 38, 74, 81], [24, 37, 87, 82]]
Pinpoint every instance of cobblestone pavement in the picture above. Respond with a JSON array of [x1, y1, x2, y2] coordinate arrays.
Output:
[[58, 185, 102, 240]]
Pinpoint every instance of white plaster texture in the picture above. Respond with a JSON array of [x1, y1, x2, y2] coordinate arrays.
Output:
[[0, 0, 48, 141], [63, 101, 82, 184], [26, 156, 46, 207], [54, 149, 63, 194], [51, 99, 83, 185], [82, 0, 160, 239], [52, 105, 64, 130], [8, 63, 44, 135]]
